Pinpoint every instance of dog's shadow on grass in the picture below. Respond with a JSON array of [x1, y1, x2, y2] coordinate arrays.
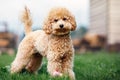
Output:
[[38, 62, 48, 75]]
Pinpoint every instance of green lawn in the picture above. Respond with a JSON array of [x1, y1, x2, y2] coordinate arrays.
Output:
[[0, 51, 120, 80]]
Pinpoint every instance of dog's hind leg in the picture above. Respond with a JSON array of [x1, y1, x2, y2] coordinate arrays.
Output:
[[10, 40, 35, 74], [10, 49, 34, 74], [25, 53, 43, 74]]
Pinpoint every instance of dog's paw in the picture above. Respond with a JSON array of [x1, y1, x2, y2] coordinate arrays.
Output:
[[53, 71, 63, 77]]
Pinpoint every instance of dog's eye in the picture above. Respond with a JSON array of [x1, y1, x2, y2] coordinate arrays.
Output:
[[63, 18, 67, 21], [54, 19, 58, 22]]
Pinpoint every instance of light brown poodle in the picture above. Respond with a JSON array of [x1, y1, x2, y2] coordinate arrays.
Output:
[[10, 7, 76, 80]]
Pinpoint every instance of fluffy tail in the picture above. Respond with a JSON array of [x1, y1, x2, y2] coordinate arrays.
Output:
[[21, 7, 32, 35]]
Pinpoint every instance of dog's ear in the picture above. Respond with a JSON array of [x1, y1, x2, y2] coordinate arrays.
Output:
[[69, 14, 76, 31], [43, 18, 52, 34]]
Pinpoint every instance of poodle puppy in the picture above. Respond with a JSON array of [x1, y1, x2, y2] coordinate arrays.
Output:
[[10, 7, 76, 80]]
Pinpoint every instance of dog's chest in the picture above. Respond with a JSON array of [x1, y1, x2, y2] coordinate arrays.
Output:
[[49, 37, 71, 52], [47, 35, 74, 62], [48, 35, 73, 57]]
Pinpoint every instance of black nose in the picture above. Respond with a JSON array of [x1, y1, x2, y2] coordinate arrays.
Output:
[[59, 24, 64, 28]]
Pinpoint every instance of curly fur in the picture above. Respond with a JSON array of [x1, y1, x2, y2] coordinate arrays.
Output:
[[10, 7, 76, 80], [21, 6, 32, 35]]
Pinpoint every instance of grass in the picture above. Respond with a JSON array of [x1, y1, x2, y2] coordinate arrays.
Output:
[[0, 51, 120, 80]]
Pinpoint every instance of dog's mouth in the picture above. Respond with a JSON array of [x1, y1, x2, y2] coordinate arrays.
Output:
[[55, 28, 69, 32], [53, 28, 70, 35]]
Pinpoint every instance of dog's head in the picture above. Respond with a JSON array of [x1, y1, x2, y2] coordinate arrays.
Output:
[[43, 7, 76, 35]]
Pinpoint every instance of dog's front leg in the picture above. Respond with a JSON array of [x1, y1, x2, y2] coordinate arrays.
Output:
[[62, 53, 75, 80], [47, 60, 63, 77], [63, 61, 75, 80], [68, 69, 75, 80]]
